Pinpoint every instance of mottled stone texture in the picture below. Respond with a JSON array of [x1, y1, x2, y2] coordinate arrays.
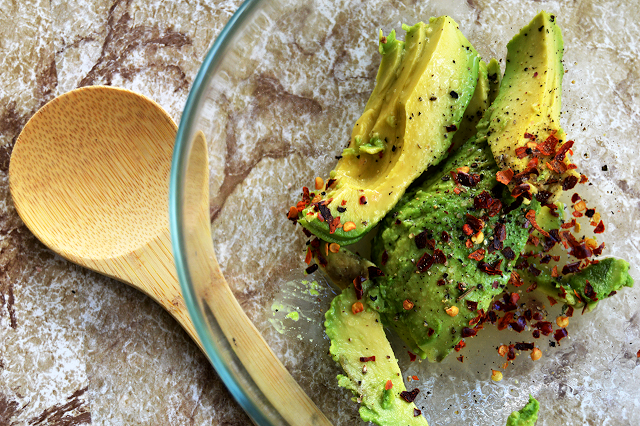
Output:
[[2, 0, 640, 425]]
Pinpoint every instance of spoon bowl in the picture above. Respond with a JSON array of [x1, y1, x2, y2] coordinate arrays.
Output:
[[9, 86, 330, 426]]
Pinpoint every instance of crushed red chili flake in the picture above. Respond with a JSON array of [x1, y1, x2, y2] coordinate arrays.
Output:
[[427, 328, 435, 337], [441, 231, 450, 243], [468, 249, 485, 261], [525, 209, 550, 237], [478, 261, 503, 276], [494, 223, 507, 242], [533, 321, 553, 336], [565, 306, 574, 317], [488, 198, 503, 217], [317, 203, 333, 224], [360, 356, 376, 362], [461, 327, 477, 337], [528, 264, 542, 277], [329, 216, 341, 234], [502, 247, 516, 260], [305, 264, 318, 274], [584, 280, 598, 301], [457, 355, 464, 362], [535, 190, 553, 205], [385, 380, 393, 390], [547, 296, 558, 306], [437, 279, 446, 286], [571, 193, 581, 203], [507, 345, 516, 361], [415, 230, 429, 249], [537, 134, 558, 155], [511, 316, 527, 333], [359, 196, 368, 205], [526, 235, 540, 246], [353, 276, 366, 300], [562, 262, 581, 275], [414, 408, 422, 417], [593, 242, 605, 256], [368, 266, 385, 279], [467, 300, 478, 311], [526, 282, 538, 292], [474, 190, 494, 209], [408, 351, 417, 362], [400, 388, 420, 403], [594, 220, 605, 234], [381, 250, 388, 266], [457, 172, 481, 187], [508, 271, 524, 287], [532, 330, 541, 338], [463, 224, 474, 236], [454, 187, 462, 195], [562, 175, 579, 191], [465, 239, 474, 248], [555, 140, 574, 161], [496, 169, 515, 185], [433, 249, 446, 264], [417, 252, 434, 272], [454, 340, 467, 352], [325, 178, 337, 189], [570, 243, 592, 260], [511, 184, 532, 199], [515, 146, 529, 159], [554, 328, 568, 342], [532, 312, 544, 321], [515, 342, 535, 351], [540, 254, 552, 264], [403, 299, 415, 310], [304, 248, 312, 265]]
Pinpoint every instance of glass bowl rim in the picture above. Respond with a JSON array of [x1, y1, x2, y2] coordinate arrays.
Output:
[[169, 0, 272, 423]]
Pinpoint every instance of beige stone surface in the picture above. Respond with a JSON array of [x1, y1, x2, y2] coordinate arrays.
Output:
[[2, 0, 640, 425]]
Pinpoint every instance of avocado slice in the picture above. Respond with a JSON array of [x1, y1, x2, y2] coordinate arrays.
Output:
[[325, 285, 428, 425], [449, 59, 494, 154], [477, 11, 579, 201], [506, 395, 539, 426], [297, 17, 481, 245], [370, 135, 540, 362]]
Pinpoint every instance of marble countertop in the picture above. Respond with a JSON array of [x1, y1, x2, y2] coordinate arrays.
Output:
[[1, 0, 250, 424]]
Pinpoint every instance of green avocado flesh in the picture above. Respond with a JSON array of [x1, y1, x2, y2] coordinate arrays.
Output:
[[478, 11, 579, 200], [325, 285, 428, 425], [370, 136, 539, 362], [298, 17, 481, 245], [506, 396, 539, 426]]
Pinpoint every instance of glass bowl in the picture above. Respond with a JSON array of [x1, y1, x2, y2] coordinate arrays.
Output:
[[169, 1, 640, 424]]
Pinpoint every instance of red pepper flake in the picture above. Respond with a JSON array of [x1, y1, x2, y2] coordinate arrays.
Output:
[[561, 219, 577, 229], [304, 248, 312, 265], [535, 190, 553, 205], [400, 388, 420, 403], [562, 175, 579, 191], [414, 230, 429, 249], [427, 327, 435, 337], [414, 408, 422, 417], [341, 199, 347, 206], [353, 276, 366, 300], [533, 321, 553, 336], [454, 340, 467, 352], [381, 250, 388, 266], [511, 184, 532, 200], [305, 264, 318, 274], [385, 380, 393, 390], [537, 134, 558, 156], [524, 132, 537, 140], [411, 375, 419, 381], [461, 327, 477, 338], [433, 249, 446, 264], [408, 351, 417, 362], [571, 193, 582, 203], [441, 231, 450, 243], [416, 252, 434, 272], [507, 344, 516, 361], [555, 140, 574, 161], [508, 271, 524, 287], [437, 279, 446, 286], [467, 300, 479, 312], [457, 172, 481, 187], [468, 249, 485, 261], [496, 169, 514, 185], [453, 187, 462, 195], [566, 306, 574, 317], [526, 235, 540, 246], [478, 261, 503, 276], [403, 299, 415, 310], [580, 174, 589, 184], [515, 342, 535, 351], [488, 198, 503, 217], [329, 216, 341, 234], [457, 355, 464, 362], [360, 356, 375, 362], [287, 206, 299, 220], [594, 220, 605, 234], [547, 296, 558, 306], [515, 146, 529, 159], [352, 302, 364, 314], [584, 280, 598, 301], [462, 224, 474, 236], [368, 266, 385, 278], [465, 239, 473, 248], [551, 266, 560, 278], [502, 247, 516, 260], [325, 178, 337, 189], [562, 262, 581, 275], [554, 328, 568, 342], [525, 209, 550, 237]]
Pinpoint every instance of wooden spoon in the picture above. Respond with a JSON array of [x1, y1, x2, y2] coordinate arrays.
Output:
[[9, 86, 330, 426]]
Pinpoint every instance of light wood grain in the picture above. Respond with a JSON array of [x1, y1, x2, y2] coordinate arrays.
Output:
[[9, 86, 331, 426]]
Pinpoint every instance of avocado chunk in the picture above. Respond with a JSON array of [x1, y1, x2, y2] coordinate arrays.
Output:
[[370, 135, 540, 361], [297, 17, 481, 245], [506, 395, 539, 426], [478, 11, 579, 201], [325, 285, 428, 425]]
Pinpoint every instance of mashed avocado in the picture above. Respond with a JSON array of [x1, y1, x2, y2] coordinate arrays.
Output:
[[506, 396, 539, 426]]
